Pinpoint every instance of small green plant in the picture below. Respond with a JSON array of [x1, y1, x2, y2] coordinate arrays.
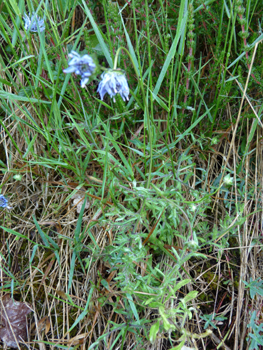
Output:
[[148, 282, 198, 343], [247, 311, 263, 350], [244, 278, 263, 299], [200, 313, 227, 330]]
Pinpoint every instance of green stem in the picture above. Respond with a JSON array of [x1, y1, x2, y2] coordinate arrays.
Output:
[[113, 46, 153, 190]]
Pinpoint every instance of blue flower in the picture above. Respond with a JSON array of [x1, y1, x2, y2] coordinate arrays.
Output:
[[63, 51, 96, 88], [23, 13, 45, 33], [97, 70, 129, 102], [0, 195, 12, 209]]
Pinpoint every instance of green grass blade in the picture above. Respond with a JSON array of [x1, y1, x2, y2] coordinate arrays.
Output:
[[68, 250, 76, 291], [153, 0, 187, 97], [81, 0, 113, 67]]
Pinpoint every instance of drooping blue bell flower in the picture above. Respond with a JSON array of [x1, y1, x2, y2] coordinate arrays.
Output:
[[97, 70, 129, 102]]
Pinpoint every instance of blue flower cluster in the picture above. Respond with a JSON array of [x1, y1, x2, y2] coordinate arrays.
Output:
[[63, 51, 130, 102], [23, 13, 45, 33], [0, 195, 12, 210], [63, 51, 96, 88], [23, 11, 130, 102]]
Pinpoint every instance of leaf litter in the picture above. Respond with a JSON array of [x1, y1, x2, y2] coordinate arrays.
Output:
[[0, 294, 32, 348]]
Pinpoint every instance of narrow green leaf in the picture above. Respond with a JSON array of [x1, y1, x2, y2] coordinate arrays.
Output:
[[194, 0, 218, 12], [33, 216, 59, 249], [33, 217, 50, 247], [175, 106, 214, 145], [75, 195, 87, 241], [151, 91, 170, 112], [126, 293, 139, 322], [30, 244, 39, 264], [82, 0, 113, 67], [120, 12, 138, 70], [68, 250, 76, 291], [0, 119, 22, 156], [68, 286, 94, 332], [23, 135, 38, 158], [100, 120, 134, 178], [9, 0, 20, 15], [0, 226, 39, 246], [0, 91, 51, 104], [153, 0, 187, 97], [223, 0, 231, 18], [227, 33, 263, 69]]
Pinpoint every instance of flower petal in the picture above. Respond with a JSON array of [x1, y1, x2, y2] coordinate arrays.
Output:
[[63, 66, 77, 74]]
